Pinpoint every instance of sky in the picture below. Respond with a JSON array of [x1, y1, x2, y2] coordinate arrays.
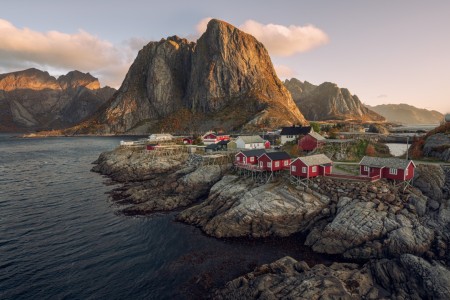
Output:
[[1, 0, 449, 113]]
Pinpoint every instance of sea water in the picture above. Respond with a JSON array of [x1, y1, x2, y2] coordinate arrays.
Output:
[[0, 134, 327, 299]]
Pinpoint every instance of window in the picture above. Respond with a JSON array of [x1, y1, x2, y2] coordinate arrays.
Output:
[[312, 166, 317, 172], [284, 160, 289, 166], [267, 162, 272, 168], [292, 165, 297, 172], [405, 168, 408, 176], [389, 168, 397, 175], [275, 161, 280, 167], [302, 167, 307, 173], [250, 157, 254, 162], [364, 166, 369, 171], [237, 156, 240, 161], [260, 162, 263, 168]]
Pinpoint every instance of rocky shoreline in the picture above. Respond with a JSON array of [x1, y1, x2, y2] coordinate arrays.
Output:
[[92, 146, 450, 299]]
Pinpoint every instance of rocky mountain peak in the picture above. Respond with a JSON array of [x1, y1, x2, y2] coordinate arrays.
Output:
[[91, 18, 306, 134], [284, 78, 384, 122], [57, 70, 100, 90], [0, 68, 60, 91]]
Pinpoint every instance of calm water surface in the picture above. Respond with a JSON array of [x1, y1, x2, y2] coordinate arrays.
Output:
[[0, 134, 327, 299]]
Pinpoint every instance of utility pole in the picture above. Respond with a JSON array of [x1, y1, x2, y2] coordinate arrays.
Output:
[[406, 136, 409, 160]]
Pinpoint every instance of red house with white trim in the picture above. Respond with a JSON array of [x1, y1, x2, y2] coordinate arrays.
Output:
[[235, 149, 266, 165], [359, 156, 416, 181], [257, 152, 291, 171], [290, 154, 333, 178], [299, 132, 326, 151], [202, 131, 230, 145]]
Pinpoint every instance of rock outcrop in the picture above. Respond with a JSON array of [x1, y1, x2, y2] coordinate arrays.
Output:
[[0, 68, 115, 132], [410, 122, 450, 162], [178, 175, 328, 238], [73, 19, 306, 134], [215, 255, 450, 299], [91, 148, 230, 214], [284, 78, 384, 122], [367, 103, 444, 125]]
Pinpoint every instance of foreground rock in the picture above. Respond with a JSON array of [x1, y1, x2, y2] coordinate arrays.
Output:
[[178, 175, 328, 238], [92, 147, 229, 214], [302, 177, 449, 264], [215, 255, 450, 299]]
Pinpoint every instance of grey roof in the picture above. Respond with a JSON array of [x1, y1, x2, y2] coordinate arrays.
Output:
[[360, 156, 415, 169], [263, 151, 291, 160], [238, 135, 265, 144], [308, 131, 325, 141], [280, 126, 312, 136], [239, 149, 266, 157], [297, 154, 332, 166]]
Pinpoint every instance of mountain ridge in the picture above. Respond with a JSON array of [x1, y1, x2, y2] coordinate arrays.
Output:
[[284, 78, 385, 122], [0, 68, 115, 132], [366, 103, 444, 124]]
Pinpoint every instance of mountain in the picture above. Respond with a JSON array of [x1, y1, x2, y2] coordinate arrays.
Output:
[[284, 78, 384, 122], [69, 19, 306, 134], [366, 103, 444, 125], [0, 68, 115, 132]]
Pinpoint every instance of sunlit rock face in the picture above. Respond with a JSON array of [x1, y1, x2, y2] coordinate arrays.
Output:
[[284, 78, 384, 122], [84, 19, 307, 134], [0, 68, 114, 132]]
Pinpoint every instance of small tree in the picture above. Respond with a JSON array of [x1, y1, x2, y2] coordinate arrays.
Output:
[[365, 144, 376, 156], [310, 122, 321, 133]]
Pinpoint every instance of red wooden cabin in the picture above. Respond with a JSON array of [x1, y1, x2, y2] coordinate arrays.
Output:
[[235, 149, 266, 165], [290, 154, 333, 178], [298, 132, 326, 151], [202, 132, 230, 145], [182, 138, 193, 144], [359, 156, 416, 181], [257, 152, 291, 171], [264, 140, 271, 149]]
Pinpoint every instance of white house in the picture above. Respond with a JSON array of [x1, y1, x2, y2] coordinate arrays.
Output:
[[235, 135, 265, 149]]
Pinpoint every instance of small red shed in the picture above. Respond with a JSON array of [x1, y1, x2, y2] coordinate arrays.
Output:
[[290, 154, 333, 178], [257, 152, 291, 171], [183, 138, 193, 145], [235, 149, 266, 165], [146, 144, 159, 150], [202, 131, 230, 145], [299, 132, 326, 151], [264, 140, 271, 149], [359, 156, 416, 181]]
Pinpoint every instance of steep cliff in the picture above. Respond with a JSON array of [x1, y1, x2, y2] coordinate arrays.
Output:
[[0, 68, 115, 132], [76, 19, 306, 134], [284, 78, 384, 122], [367, 103, 444, 125]]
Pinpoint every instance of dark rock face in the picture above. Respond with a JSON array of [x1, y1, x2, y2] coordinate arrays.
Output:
[[368, 123, 389, 134], [423, 133, 450, 162], [367, 103, 444, 125], [414, 164, 446, 200], [0, 68, 114, 132], [86, 19, 306, 134], [215, 255, 450, 299], [284, 79, 384, 122]]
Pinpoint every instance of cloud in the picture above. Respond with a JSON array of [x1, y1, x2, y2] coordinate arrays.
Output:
[[194, 18, 329, 56], [0, 18, 136, 87], [274, 64, 295, 78], [240, 20, 329, 56]]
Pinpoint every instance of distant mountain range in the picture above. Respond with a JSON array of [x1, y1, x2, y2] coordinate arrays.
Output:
[[0, 68, 115, 132], [57, 19, 307, 135], [366, 103, 444, 124], [284, 78, 385, 122]]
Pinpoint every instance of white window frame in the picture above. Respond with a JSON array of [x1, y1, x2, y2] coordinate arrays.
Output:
[[284, 160, 289, 166], [259, 161, 263, 168], [312, 166, 317, 172], [405, 168, 408, 176], [302, 167, 307, 173], [389, 168, 397, 175], [267, 162, 272, 168], [292, 165, 297, 172], [275, 161, 280, 167], [250, 157, 254, 162], [237, 156, 240, 161], [364, 166, 369, 172]]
